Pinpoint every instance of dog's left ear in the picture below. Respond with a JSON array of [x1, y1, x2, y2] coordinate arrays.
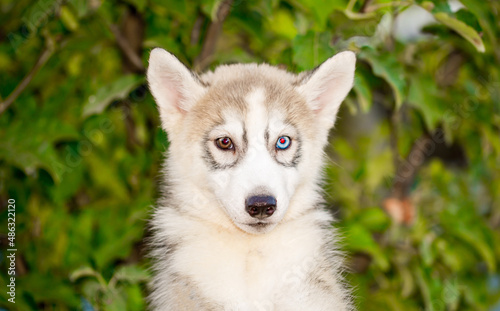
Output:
[[297, 51, 356, 130]]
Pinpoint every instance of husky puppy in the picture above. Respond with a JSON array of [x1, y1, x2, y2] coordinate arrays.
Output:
[[147, 48, 356, 310]]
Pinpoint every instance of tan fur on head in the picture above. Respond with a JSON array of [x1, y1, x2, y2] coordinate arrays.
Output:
[[147, 48, 355, 142]]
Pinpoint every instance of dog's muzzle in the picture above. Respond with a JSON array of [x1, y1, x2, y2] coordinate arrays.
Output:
[[245, 195, 276, 219]]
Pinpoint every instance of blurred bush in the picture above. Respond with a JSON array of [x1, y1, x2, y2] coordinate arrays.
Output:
[[0, 0, 499, 310]]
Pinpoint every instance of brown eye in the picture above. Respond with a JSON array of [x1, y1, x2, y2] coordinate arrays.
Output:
[[216, 137, 234, 150]]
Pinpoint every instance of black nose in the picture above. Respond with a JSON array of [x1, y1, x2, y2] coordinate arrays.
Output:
[[245, 195, 276, 219]]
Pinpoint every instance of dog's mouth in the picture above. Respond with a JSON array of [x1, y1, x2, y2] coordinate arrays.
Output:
[[247, 221, 269, 228], [237, 220, 278, 234]]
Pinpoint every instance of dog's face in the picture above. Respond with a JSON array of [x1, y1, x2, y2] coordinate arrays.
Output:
[[148, 49, 355, 234]]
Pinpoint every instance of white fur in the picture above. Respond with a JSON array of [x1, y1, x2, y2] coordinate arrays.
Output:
[[147, 48, 356, 310]]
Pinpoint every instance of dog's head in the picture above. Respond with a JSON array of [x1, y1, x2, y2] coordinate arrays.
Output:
[[148, 49, 355, 234]]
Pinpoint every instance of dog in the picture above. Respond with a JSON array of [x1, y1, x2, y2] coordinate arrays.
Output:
[[147, 48, 356, 310]]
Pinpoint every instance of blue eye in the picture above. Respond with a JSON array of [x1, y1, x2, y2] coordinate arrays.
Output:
[[276, 136, 291, 150]]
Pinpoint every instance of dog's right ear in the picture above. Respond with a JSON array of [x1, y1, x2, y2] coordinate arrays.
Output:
[[147, 48, 206, 134], [297, 51, 356, 134]]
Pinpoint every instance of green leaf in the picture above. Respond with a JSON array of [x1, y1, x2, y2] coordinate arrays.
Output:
[[353, 71, 373, 112], [459, 0, 497, 47], [60, 5, 79, 31], [432, 12, 485, 52], [407, 75, 445, 131], [150, 0, 187, 16], [86, 153, 129, 200], [419, 0, 452, 14], [124, 284, 146, 310], [0, 118, 79, 183], [93, 208, 143, 269], [82, 75, 144, 117], [19, 274, 81, 308], [451, 225, 496, 272], [82, 279, 103, 303], [414, 267, 434, 310], [103, 289, 127, 311], [419, 234, 436, 267], [21, 0, 63, 32], [69, 0, 90, 18], [455, 9, 482, 33], [355, 207, 390, 232], [295, 0, 347, 27], [292, 31, 335, 70], [359, 47, 407, 109], [442, 278, 461, 308], [70, 266, 99, 282], [364, 148, 393, 191], [267, 9, 297, 40], [113, 265, 150, 284], [343, 0, 375, 20], [344, 223, 390, 271]]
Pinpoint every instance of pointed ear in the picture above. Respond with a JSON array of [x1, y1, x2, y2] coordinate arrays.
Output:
[[297, 51, 356, 130], [147, 48, 206, 134]]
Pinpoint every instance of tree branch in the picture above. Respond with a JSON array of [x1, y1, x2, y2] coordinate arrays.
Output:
[[392, 133, 431, 199], [385, 119, 436, 225], [389, 110, 404, 198], [360, 0, 375, 13], [0, 40, 54, 115], [190, 12, 205, 46], [109, 23, 145, 73], [194, 0, 233, 71], [384, 109, 419, 225]]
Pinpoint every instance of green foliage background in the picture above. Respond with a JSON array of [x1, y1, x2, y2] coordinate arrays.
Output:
[[1, 0, 499, 310]]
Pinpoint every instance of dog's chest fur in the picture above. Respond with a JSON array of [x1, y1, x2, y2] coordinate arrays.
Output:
[[151, 208, 349, 310]]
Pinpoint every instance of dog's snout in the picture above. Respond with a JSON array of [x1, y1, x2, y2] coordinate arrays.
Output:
[[245, 195, 276, 219]]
